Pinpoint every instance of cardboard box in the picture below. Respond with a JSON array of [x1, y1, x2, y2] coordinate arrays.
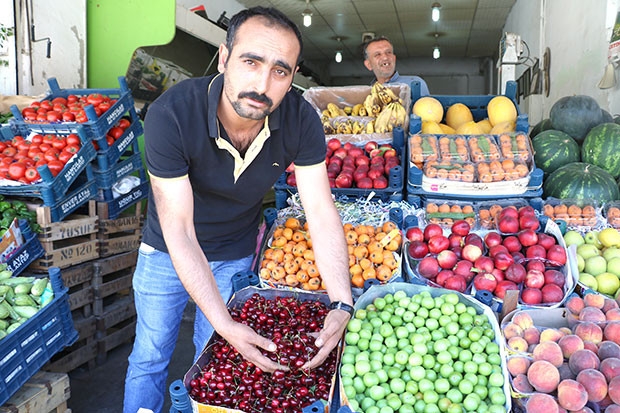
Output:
[[125, 49, 193, 101], [0, 218, 23, 263]]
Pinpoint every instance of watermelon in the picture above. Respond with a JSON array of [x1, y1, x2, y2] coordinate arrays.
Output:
[[581, 122, 620, 179], [529, 118, 553, 138], [543, 162, 619, 202], [550, 95, 603, 144], [532, 130, 580, 177]]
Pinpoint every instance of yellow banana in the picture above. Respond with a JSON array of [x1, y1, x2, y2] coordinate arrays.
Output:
[[351, 121, 363, 134], [344, 106, 352, 115], [365, 120, 374, 134], [364, 94, 379, 118], [323, 121, 335, 134], [327, 103, 341, 118], [358, 106, 367, 117], [351, 103, 363, 116], [322, 109, 331, 118]]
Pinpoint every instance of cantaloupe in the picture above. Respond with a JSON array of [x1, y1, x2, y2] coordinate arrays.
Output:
[[490, 121, 516, 134], [455, 121, 483, 135], [439, 123, 456, 134], [421, 121, 444, 134], [412, 97, 444, 123], [487, 96, 518, 126], [477, 119, 493, 134], [445, 103, 474, 130]]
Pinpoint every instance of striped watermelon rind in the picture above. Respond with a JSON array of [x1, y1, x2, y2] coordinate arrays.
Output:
[[581, 122, 620, 179], [543, 162, 620, 202], [532, 130, 580, 176]]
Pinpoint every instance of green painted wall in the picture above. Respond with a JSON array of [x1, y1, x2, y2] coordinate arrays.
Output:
[[86, 0, 176, 88]]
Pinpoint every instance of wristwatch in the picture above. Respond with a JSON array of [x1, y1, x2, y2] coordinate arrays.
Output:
[[328, 301, 355, 318]]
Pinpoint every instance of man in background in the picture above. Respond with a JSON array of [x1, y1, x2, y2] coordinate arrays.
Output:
[[363, 36, 430, 96]]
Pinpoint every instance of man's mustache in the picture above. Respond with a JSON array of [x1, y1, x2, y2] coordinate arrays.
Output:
[[239, 91, 272, 107]]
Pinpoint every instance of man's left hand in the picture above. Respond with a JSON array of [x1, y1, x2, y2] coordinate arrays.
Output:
[[301, 308, 350, 370]]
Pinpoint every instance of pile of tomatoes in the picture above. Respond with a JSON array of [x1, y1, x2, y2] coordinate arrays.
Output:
[[20, 93, 116, 123]]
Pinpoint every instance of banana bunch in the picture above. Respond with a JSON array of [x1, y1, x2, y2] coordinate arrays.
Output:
[[371, 82, 402, 106], [323, 118, 375, 135], [374, 101, 408, 133]]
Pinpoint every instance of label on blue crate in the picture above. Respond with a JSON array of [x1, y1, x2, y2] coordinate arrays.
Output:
[[60, 186, 96, 214], [104, 103, 127, 128], [114, 161, 139, 181], [115, 125, 136, 154], [6, 249, 31, 273], [117, 186, 145, 209], [61, 155, 87, 184]]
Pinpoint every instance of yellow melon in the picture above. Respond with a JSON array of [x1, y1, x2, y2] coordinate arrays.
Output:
[[490, 121, 516, 134], [455, 121, 483, 135], [445, 103, 474, 130], [439, 123, 456, 134], [421, 121, 444, 134], [487, 96, 518, 126], [412, 97, 444, 123], [476, 119, 493, 134]]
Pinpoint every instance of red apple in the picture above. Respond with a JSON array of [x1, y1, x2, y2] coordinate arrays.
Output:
[[364, 140, 379, 154], [454, 260, 475, 281], [332, 147, 348, 159], [484, 232, 503, 248], [407, 240, 430, 259], [448, 233, 463, 250], [357, 177, 373, 189], [428, 235, 450, 254], [435, 269, 454, 287], [498, 216, 519, 233], [327, 138, 341, 151], [384, 160, 399, 175], [493, 251, 515, 271], [355, 156, 370, 167], [502, 235, 522, 253], [494, 280, 519, 299], [526, 259, 546, 273], [473, 272, 498, 292], [382, 148, 398, 159], [373, 176, 389, 189], [521, 288, 543, 305], [544, 269, 566, 288], [474, 256, 495, 273], [437, 249, 459, 270], [525, 244, 547, 260], [489, 244, 509, 258], [541, 283, 564, 304], [524, 269, 545, 289], [499, 207, 519, 220], [406, 227, 424, 243], [491, 268, 505, 282], [417, 256, 440, 279], [444, 274, 468, 293], [343, 142, 354, 152], [517, 229, 539, 247], [348, 147, 364, 158], [537, 232, 557, 250], [504, 262, 526, 283], [546, 245, 567, 266], [367, 167, 384, 180], [335, 173, 353, 188], [462, 244, 483, 263], [451, 220, 471, 237], [464, 233, 484, 250], [423, 224, 444, 241], [511, 251, 525, 263], [518, 205, 537, 218], [353, 167, 369, 183], [519, 215, 540, 231]]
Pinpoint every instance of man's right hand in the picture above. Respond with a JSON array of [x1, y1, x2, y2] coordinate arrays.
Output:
[[219, 320, 289, 373]]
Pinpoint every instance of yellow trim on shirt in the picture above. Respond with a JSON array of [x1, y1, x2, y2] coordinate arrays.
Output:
[[148, 171, 188, 181]]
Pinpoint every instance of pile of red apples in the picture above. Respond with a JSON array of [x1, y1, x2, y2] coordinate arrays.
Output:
[[406, 205, 568, 305]]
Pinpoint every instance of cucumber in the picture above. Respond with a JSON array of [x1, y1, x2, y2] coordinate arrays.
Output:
[[13, 305, 38, 319], [14, 283, 32, 295], [30, 278, 48, 297]]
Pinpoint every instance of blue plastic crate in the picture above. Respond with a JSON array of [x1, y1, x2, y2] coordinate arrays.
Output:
[[0, 125, 97, 205], [3, 220, 44, 277], [97, 180, 149, 220], [93, 119, 143, 170], [93, 152, 145, 190], [0, 267, 78, 406], [44, 178, 98, 223], [9, 77, 139, 140]]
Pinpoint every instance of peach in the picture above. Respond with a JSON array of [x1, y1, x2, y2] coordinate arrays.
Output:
[[605, 321, 620, 344], [584, 340, 600, 354], [578, 306, 607, 323], [569, 349, 601, 375], [609, 375, 620, 404], [527, 360, 560, 393], [512, 311, 535, 330], [574, 321, 604, 344], [566, 295, 585, 316], [604, 297, 620, 313], [600, 357, 620, 382], [559, 326, 572, 336], [599, 341, 620, 360], [557, 379, 588, 411], [607, 308, 620, 321], [511, 373, 534, 393], [558, 334, 584, 359], [533, 341, 564, 367], [524, 392, 559, 413], [507, 336, 529, 353], [507, 355, 531, 376], [606, 404, 620, 413], [502, 322, 524, 340], [523, 327, 541, 346], [576, 368, 608, 403], [558, 362, 576, 381], [540, 327, 565, 343], [584, 292, 606, 309]]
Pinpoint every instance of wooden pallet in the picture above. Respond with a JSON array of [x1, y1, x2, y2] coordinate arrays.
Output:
[[93, 251, 137, 316], [0, 371, 71, 413], [97, 201, 143, 257], [58, 260, 95, 318], [28, 201, 100, 272], [96, 294, 136, 365], [44, 331, 98, 374]]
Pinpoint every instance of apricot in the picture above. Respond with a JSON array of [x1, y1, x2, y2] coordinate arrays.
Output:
[[507, 336, 529, 353], [512, 311, 535, 330], [523, 327, 541, 346], [569, 349, 601, 375], [576, 368, 608, 403], [533, 341, 564, 367], [584, 292, 606, 309], [599, 341, 620, 360], [574, 321, 604, 344], [579, 306, 607, 323], [609, 375, 620, 404], [605, 321, 620, 344], [558, 334, 585, 359], [507, 355, 531, 376], [601, 357, 620, 382], [557, 379, 588, 411], [527, 360, 560, 393], [524, 392, 559, 413]]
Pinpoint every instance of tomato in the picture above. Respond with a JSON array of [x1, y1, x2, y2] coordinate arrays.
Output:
[[117, 118, 131, 129], [2, 147, 17, 157], [46, 160, 64, 177], [0, 142, 7, 152], [16, 140, 31, 151], [52, 103, 66, 113], [28, 146, 42, 157], [8, 162, 27, 180], [31, 134, 44, 144], [23, 111, 37, 121], [1, 157, 13, 165], [86, 93, 104, 106], [75, 110, 88, 123], [63, 144, 80, 154], [22, 107, 36, 118], [98, 101, 111, 113], [0, 164, 9, 178], [108, 127, 124, 140], [14, 149, 29, 160], [51, 97, 68, 106], [44, 148, 60, 162], [58, 150, 74, 164], [106, 136, 115, 147], [62, 112, 76, 122], [39, 143, 52, 152], [46, 111, 62, 122], [30, 152, 44, 163], [24, 167, 41, 182], [43, 134, 55, 142], [91, 141, 99, 151], [51, 138, 67, 150], [35, 159, 47, 168], [36, 113, 48, 122], [39, 100, 53, 111], [67, 94, 78, 104], [21, 158, 34, 167], [30, 101, 41, 109], [66, 134, 81, 146], [93, 107, 103, 117]]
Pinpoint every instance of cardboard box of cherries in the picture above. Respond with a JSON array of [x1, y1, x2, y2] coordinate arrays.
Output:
[[405, 204, 578, 309]]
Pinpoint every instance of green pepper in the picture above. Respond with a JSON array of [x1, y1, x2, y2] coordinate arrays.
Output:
[[11, 200, 27, 213], [0, 202, 11, 213], [2, 208, 17, 221]]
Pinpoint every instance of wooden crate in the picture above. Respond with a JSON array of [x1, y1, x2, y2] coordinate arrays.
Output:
[[59, 260, 95, 318], [0, 371, 71, 413], [92, 251, 137, 316], [44, 330, 98, 374], [95, 294, 136, 365], [97, 201, 143, 258], [27, 201, 100, 272]]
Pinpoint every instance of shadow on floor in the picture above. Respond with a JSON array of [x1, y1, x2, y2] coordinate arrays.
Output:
[[67, 302, 196, 413]]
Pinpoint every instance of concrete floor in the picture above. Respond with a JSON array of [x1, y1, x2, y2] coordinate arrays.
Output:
[[66, 302, 196, 413]]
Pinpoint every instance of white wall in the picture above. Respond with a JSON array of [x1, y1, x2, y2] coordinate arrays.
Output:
[[0, 0, 17, 94]]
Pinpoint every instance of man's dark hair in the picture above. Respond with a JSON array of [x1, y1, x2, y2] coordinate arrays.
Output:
[[226, 6, 304, 65], [362, 35, 392, 60]]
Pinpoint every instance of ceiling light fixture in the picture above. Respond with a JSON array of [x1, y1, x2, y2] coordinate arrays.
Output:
[[302, 0, 312, 27], [335, 51, 342, 63], [433, 33, 440, 59], [431, 2, 441, 22]]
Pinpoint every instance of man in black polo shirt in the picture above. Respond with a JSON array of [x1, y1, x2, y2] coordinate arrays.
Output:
[[123, 6, 354, 412]]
